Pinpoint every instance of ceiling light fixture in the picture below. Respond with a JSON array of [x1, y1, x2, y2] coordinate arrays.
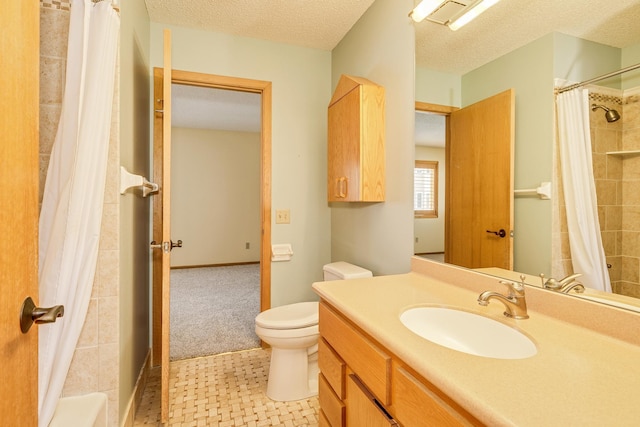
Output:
[[409, 0, 444, 23], [447, 0, 501, 31]]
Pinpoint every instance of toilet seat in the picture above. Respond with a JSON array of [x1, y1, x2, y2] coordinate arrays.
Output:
[[255, 301, 318, 330]]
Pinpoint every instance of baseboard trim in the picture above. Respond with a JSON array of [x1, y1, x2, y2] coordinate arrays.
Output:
[[121, 349, 151, 427], [171, 261, 260, 270]]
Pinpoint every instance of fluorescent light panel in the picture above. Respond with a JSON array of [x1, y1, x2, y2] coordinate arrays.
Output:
[[448, 0, 501, 30], [410, 0, 501, 30], [409, 0, 444, 23]]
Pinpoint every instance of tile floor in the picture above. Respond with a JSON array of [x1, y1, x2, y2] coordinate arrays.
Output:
[[134, 348, 320, 426]]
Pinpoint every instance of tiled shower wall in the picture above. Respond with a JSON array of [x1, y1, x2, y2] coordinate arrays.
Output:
[[554, 86, 640, 299], [40, 1, 121, 425], [617, 90, 640, 297]]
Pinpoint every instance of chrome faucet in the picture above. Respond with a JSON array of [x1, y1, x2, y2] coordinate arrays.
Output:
[[478, 278, 529, 319], [540, 273, 582, 291]]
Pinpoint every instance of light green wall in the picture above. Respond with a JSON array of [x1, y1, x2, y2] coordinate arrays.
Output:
[[622, 43, 640, 89], [330, 0, 415, 275], [119, 0, 151, 424], [149, 23, 332, 306], [553, 32, 621, 88], [462, 33, 555, 276], [415, 67, 461, 107]]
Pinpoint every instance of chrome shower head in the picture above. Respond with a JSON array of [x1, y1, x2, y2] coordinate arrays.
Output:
[[591, 104, 621, 123]]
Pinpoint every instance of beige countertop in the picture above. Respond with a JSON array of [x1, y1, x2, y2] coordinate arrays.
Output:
[[312, 258, 640, 427]]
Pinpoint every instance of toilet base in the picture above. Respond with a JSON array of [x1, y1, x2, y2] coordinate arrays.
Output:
[[266, 347, 318, 401]]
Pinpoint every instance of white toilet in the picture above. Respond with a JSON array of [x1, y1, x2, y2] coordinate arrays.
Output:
[[255, 261, 372, 401]]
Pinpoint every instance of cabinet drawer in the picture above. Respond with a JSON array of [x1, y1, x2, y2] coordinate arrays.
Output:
[[392, 364, 479, 427], [319, 337, 346, 398], [319, 302, 391, 405], [319, 373, 345, 427]]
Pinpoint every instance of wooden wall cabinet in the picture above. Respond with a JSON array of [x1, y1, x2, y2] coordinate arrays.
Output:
[[327, 75, 385, 202], [318, 301, 482, 427]]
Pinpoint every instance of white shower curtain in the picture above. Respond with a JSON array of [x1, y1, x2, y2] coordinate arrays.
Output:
[[38, 1, 119, 426], [555, 84, 612, 292]]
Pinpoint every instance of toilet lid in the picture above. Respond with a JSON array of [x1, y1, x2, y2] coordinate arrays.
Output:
[[255, 301, 319, 329]]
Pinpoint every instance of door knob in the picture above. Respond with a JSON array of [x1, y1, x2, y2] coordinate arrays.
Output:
[[486, 229, 507, 238], [20, 296, 64, 334], [150, 240, 182, 252]]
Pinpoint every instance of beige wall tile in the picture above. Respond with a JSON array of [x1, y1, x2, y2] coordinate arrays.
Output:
[[100, 343, 119, 391], [40, 56, 66, 105], [606, 155, 622, 179], [77, 298, 99, 347], [621, 256, 640, 283], [605, 205, 622, 231], [623, 157, 640, 180], [622, 231, 640, 258], [99, 296, 119, 345], [96, 250, 120, 297], [623, 206, 640, 232], [594, 127, 620, 153], [40, 8, 69, 58], [63, 347, 100, 396]]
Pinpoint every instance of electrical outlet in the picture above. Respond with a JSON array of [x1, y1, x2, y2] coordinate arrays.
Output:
[[245, 242, 250, 249], [276, 209, 290, 224]]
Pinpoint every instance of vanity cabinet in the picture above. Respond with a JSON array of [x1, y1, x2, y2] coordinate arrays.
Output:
[[318, 301, 482, 427], [327, 75, 385, 202]]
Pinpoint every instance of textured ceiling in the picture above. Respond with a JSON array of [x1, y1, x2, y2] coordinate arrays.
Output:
[[146, 0, 640, 74], [149, 0, 640, 132], [144, 0, 376, 52], [415, 0, 640, 73]]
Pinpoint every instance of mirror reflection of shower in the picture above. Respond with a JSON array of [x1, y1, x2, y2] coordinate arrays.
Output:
[[591, 104, 620, 123]]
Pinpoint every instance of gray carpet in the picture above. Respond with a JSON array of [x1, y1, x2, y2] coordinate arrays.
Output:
[[170, 264, 261, 361]]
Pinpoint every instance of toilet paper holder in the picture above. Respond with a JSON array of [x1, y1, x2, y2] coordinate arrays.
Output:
[[271, 244, 293, 262]]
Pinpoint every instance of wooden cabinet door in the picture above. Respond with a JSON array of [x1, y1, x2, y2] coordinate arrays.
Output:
[[328, 88, 361, 202], [346, 374, 397, 426]]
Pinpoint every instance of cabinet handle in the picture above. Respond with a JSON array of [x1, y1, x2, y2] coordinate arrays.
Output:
[[337, 177, 348, 198]]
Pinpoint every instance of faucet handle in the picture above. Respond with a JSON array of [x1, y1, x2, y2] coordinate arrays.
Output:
[[499, 280, 525, 296]]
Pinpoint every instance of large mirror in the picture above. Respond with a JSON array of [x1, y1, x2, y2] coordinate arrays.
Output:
[[413, 1, 640, 312]]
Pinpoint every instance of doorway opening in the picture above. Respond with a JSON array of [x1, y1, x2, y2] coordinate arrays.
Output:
[[413, 102, 456, 263], [152, 69, 272, 365], [169, 83, 262, 360]]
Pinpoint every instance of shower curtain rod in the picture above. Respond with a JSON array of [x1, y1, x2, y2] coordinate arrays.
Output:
[[556, 62, 640, 93]]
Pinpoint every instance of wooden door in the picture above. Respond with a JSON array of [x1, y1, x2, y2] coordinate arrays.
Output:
[[151, 29, 173, 423], [0, 1, 39, 423], [446, 89, 514, 269]]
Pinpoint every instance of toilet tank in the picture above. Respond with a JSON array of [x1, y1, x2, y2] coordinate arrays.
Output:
[[323, 262, 373, 281]]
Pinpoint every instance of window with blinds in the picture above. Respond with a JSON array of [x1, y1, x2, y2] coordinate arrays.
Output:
[[414, 160, 438, 218]]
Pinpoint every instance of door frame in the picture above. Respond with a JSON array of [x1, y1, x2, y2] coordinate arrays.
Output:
[[414, 101, 458, 261], [152, 69, 272, 365]]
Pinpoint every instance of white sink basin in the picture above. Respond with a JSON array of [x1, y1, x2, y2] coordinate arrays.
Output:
[[400, 306, 537, 359]]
